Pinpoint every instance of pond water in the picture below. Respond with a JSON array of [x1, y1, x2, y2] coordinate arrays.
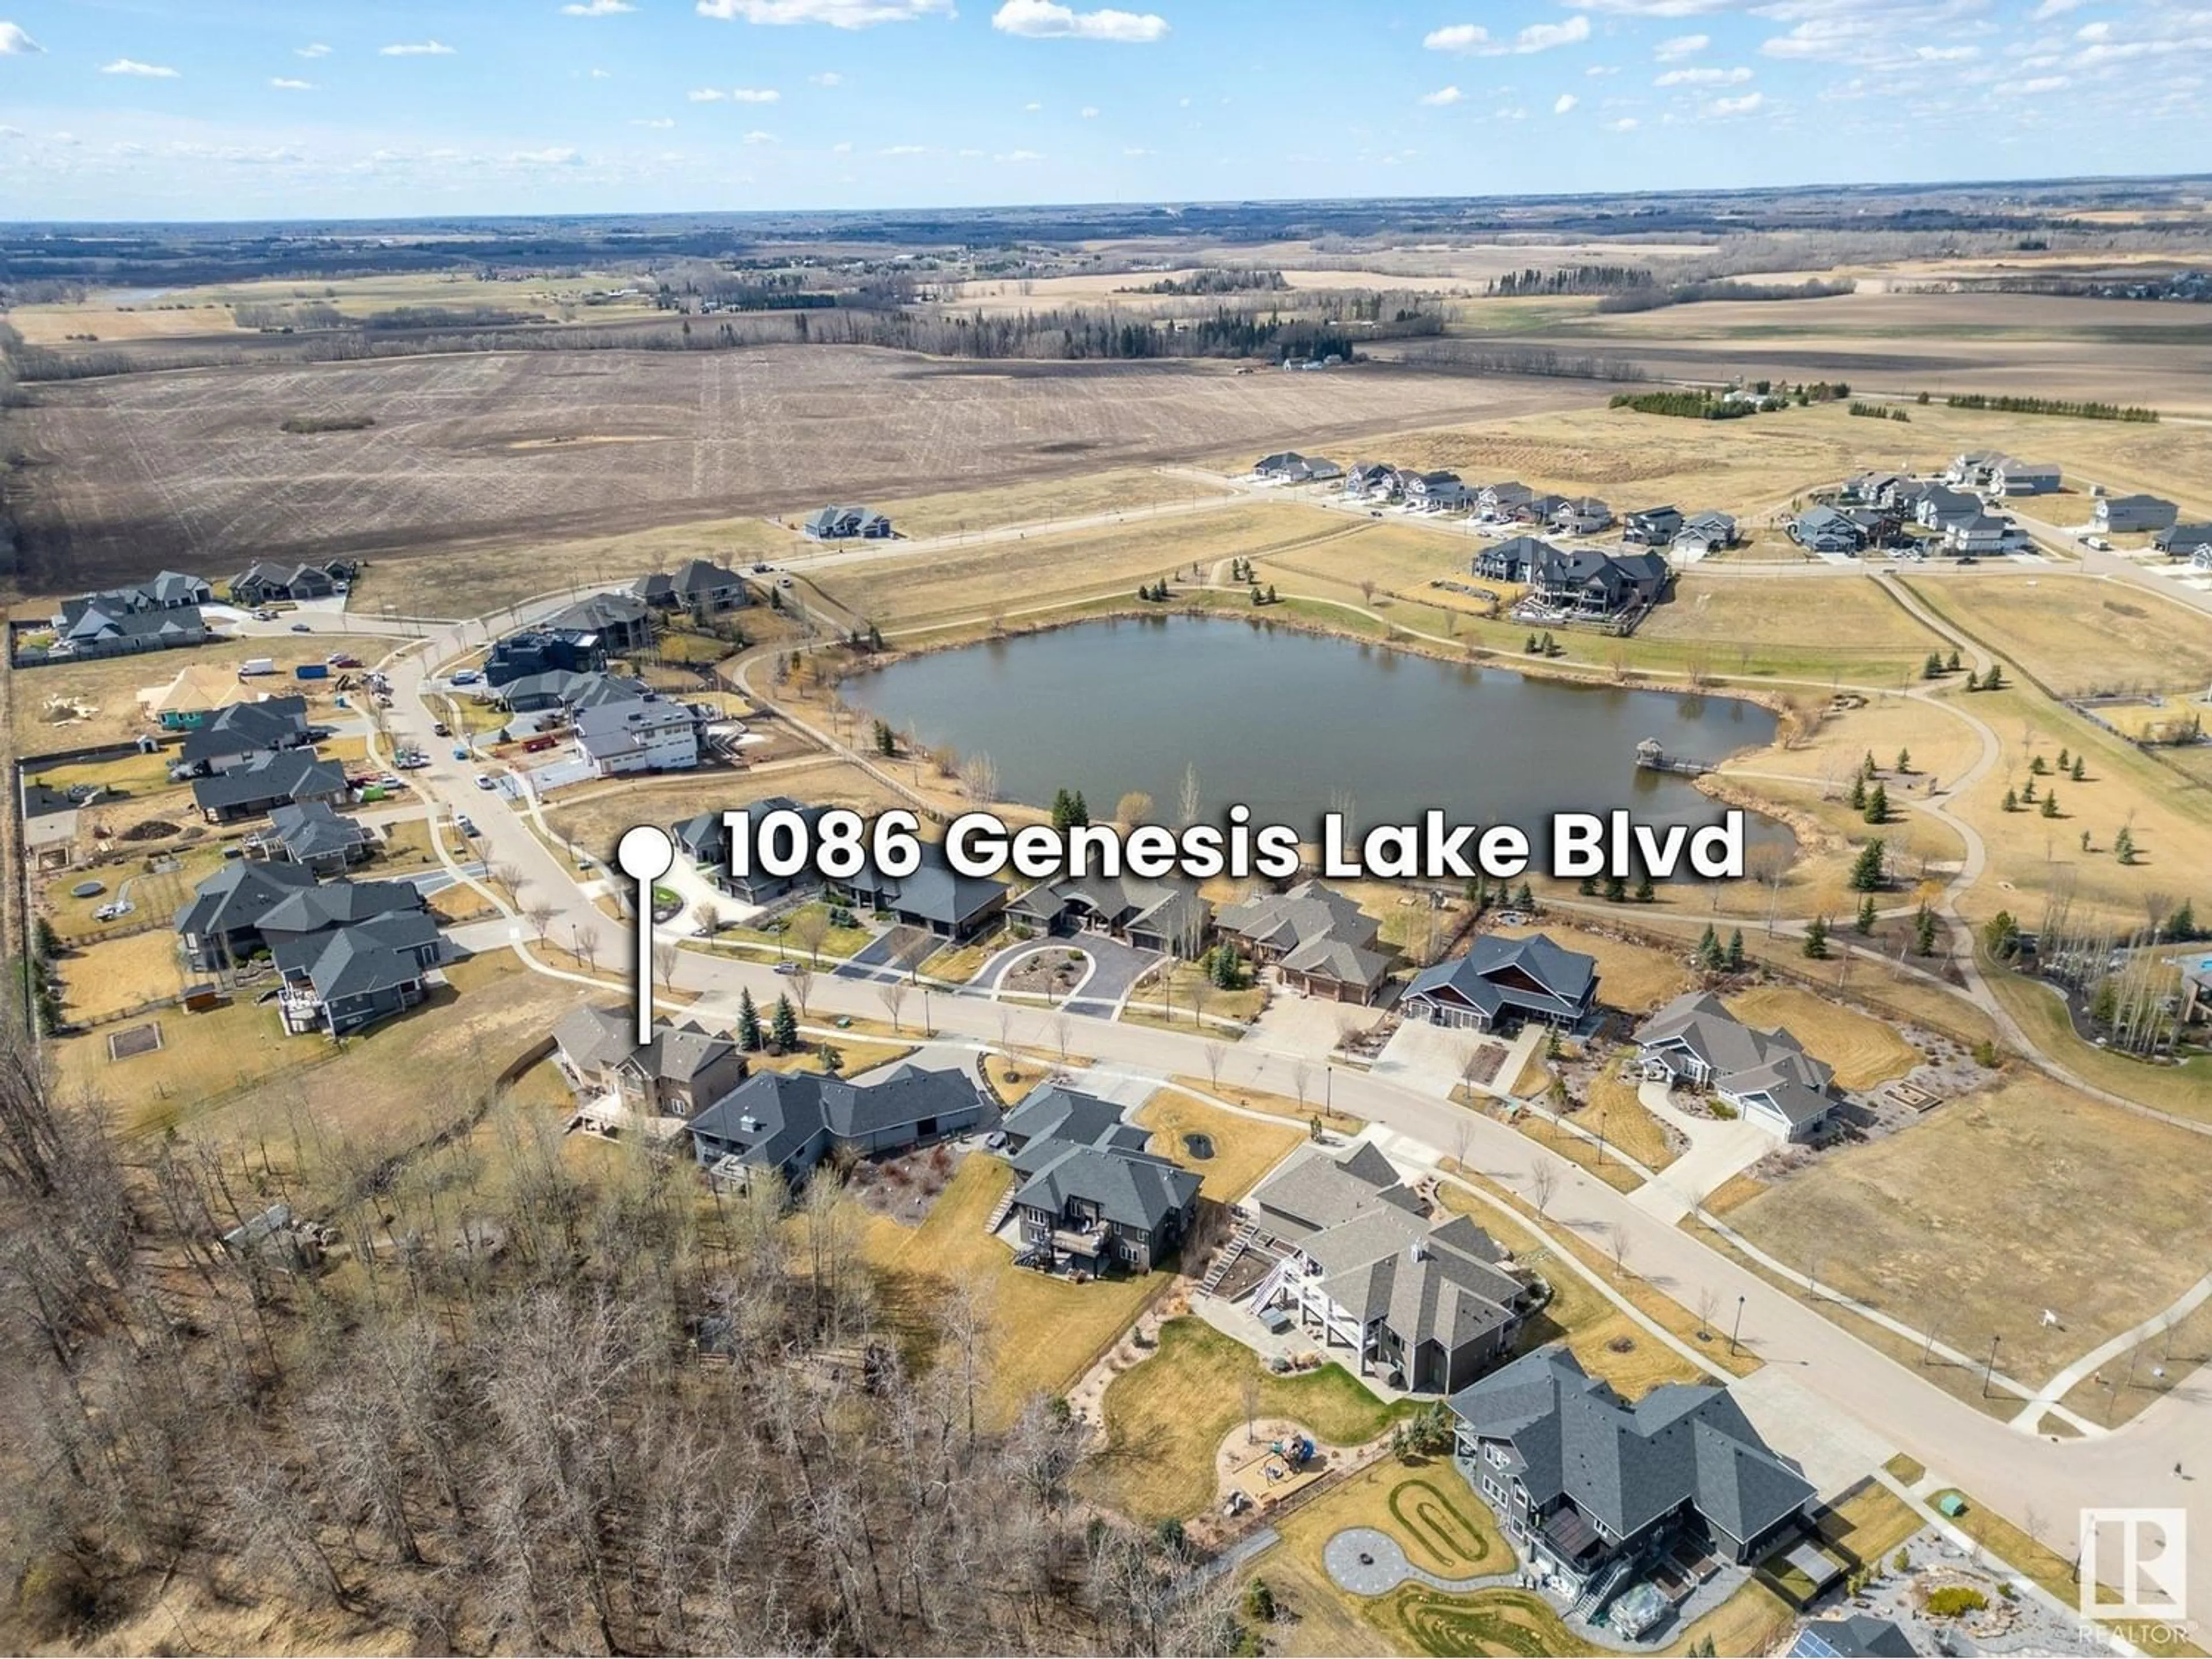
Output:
[[844, 615, 1789, 865]]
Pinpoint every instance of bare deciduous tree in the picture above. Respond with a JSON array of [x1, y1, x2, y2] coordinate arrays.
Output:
[[961, 751, 999, 803], [489, 861, 524, 907], [788, 908, 831, 965], [789, 963, 814, 1017], [1051, 1012, 1073, 1063], [523, 900, 558, 946], [1528, 1159, 1559, 1217], [654, 941, 680, 993], [877, 981, 907, 1033], [1202, 1041, 1228, 1090], [1115, 790, 1154, 830]]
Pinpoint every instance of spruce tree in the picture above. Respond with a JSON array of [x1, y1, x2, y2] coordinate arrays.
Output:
[[1848, 775, 1867, 812], [1697, 923, 1721, 968], [2002, 786, 2018, 813], [737, 987, 763, 1052], [1070, 790, 1089, 826], [1516, 882, 1535, 911], [2071, 756, 2086, 781], [1725, 930, 1746, 972], [1963, 668, 1979, 691], [2040, 790, 2059, 818], [1896, 747, 1911, 774], [1849, 838, 1885, 891], [1914, 907, 1939, 956], [771, 993, 800, 1052], [1803, 915, 1830, 959], [2166, 899, 2196, 942], [1857, 894, 1878, 933], [1947, 648, 1961, 672], [1050, 788, 1075, 830], [1865, 782, 1888, 824], [1633, 873, 1655, 903], [1603, 874, 1628, 903]]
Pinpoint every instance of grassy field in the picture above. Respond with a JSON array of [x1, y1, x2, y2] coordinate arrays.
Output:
[[1077, 1317, 1413, 1525], [544, 760, 903, 862], [1581, 1065, 1683, 1171], [1488, 919, 1696, 1016], [874, 467, 1238, 539], [1904, 573, 2212, 698], [1723, 985, 1924, 1089], [54, 929, 190, 1024], [1982, 964, 2212, 1124], [1726, 1071, 2212, 1385], [1131, 1086, 1302, 1203], [857, 1152, 1168, 1430]]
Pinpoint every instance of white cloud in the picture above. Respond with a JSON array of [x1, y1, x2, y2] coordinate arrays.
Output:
[[1553, 91, 1579, 111], [688, 86, 726, 99], [1707, 90, 1766, 115], [1656, 63, 1752, 84], [510, 146, 581, 163], [881, 142, 928, 152], [296, 42, 332, 58], [1493, 103, 1528, 119], [1605, 114, 1639, 128], [2014, 72, 2069, 90], [696, 0, 955, 25], [731, 86, 780, 99], [1122, 143, 1150, 154], [1425, 14, 1590, 55], [2031, 0, 2082, 16], [1585, 62, 1620, 74], [831, 138, 853, 151], [1654, 32, 1708, 60], [810, 69, 844, 83], [997, 146, 1044, 159], [1081, 103, 1099, 115], [1418, 84, 1464, 104], [741, 127, 778, 142], [269, 76, 315, 89], [1024, 99, 1043, 108], [958, 145, 983, 154], [632, 116, 677, 126], [561, 0, 636, 13], [0, 21, 42, 54], [379, 39, 457, 55], [588, 66, 613, 76], [100, 58, 181, 77], [991, 0, 1169, 42]]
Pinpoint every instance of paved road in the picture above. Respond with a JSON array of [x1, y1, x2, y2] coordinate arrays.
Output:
[[350, 580, 2212, 1646]]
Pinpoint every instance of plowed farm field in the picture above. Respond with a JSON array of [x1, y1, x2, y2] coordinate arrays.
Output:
[[13, 345, 1589, 590]]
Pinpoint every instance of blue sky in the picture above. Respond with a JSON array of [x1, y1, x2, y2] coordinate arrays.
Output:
[[0, 0, 2205, 221]]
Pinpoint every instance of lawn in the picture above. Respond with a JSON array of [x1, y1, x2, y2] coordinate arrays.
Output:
[[857, 1152, 1168, 1430], [543, 759, 905, 861], [1488, 919, 1696, 1018], [1131, 1085, 1303, 1203], [52, 994, 318, 1135], [1580, 1065, 1683, 1171], [1903, 573, 2212, 698], [1723, 984, 1924, 1089], [721, 899, 874, 961], [1078, 1317, 1414, 1525], [1725, 1071, 2212, 1387], [1983, 963, 2212, 1125], [55, 928, 189, 1023], [1122, 959, 1268, 1026]]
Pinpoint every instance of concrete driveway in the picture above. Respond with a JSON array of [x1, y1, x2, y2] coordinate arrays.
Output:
[[834, 924, 937, 982], [1245, 990, 1374, 1059], [1626, 1077, 1777, 1224], [1056, 935, 1162, 1018], [1372, 1017, 1526, 1101]]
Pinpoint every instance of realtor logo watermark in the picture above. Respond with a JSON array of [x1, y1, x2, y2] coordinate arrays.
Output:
[[2080, 1509, 2188, 1623]]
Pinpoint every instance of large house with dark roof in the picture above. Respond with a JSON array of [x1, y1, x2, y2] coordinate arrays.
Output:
[[1450, 1346, 1815, 1606], [2093, 494, 2179, 535], [1245, 1142, 1539, 1393], [1402, 933, 1599, 1031], [804, 505, 893, 541], [1527, 546, 1669, 618], [1007, 870, 1210, 957], [1473, 534, 1562, 585], [998, 1082, 1200, 1275], [1215, 880, 1392, 1004], [175, 859, 320, 971], [674, 797, 833, 907], [191, 749, 349, 824], [179, 695, 313, 773], [254, 800, 372, 873], [1634, 992, 1839, 1142], [688, 1063, 983, 1190], [44, 574, 212, 660], [229, 562, 339, 606], [177, 866, 446, 1033], [836, 841, 1008, 941], [632, 559, 749, 613]]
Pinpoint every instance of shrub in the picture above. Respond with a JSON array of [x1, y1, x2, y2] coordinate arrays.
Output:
[[1925, 1586, 1987, 1618]]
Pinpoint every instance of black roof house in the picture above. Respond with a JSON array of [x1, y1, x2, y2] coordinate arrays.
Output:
[[1402, 933, 1599, 1031], [688, 1063, 984, 1188]]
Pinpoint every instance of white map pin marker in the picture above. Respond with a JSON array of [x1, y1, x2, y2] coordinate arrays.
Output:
[[615, 823, 676, 1042]]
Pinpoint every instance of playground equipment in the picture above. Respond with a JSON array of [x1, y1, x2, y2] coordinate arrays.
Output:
[[1269, 1435, 1316, 1469]]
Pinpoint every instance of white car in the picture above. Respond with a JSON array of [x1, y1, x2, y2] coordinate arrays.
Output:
[[474, 772, 496, 790]]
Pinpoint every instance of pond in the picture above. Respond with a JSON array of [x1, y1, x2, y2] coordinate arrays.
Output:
[[846, 615, 1789, 865]]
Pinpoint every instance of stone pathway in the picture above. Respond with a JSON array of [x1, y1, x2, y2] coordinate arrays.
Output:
[[1322, 1527, 1519, 1596]]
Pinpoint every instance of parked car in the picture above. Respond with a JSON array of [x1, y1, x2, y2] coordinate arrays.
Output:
[[431, 721, 451, 737], [2083, 536, 2113, 551], [752, 562, 774, 574], [773, 961, 800, 976], [522, 736, 557, 753], [455, 815, 477, 837], [252, 608, 277, 622], [289, 622, 312, 633], [474, 772, 496, 790], [450, 670, 482, 687]]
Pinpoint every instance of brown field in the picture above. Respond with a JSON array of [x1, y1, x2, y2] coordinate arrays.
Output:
[[1903, 573, 2212, 698], [873, 467, 1236, 539], [544, 759, 900, 862], [1722, 985, 1923, 1089], [1488, 919, 1695, 1016], [1727, 1071, 2212, 1385], [11, 345, 1589, 590]]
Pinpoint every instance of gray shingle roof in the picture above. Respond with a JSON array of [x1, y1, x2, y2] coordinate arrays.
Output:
[[1404, 932, 1598, 1024], [191, 751, 347, 815], [1013, 1142, 1199, 1236], [689, 1063, 978, 1176], [174, 859, 318, 940]]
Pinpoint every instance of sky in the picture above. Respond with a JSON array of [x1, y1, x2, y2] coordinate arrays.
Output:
[[0, 0, 2205, 221]]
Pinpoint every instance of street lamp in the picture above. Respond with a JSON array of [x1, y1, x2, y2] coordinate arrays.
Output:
[[1729, 1294, 1745, 1357], [1982, 1333, 2002, 1397]]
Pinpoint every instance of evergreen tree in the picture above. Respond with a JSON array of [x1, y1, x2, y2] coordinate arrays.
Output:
[[1857, 894, 1878, 933], [2116, 825, 2139, 865], [1725, 929, 1746, 972], [1983, 662, 2004, 690], [1633, 873, 1656, 903], [1862, 751, 1878, 779], [2030, 755, 2049, 776], [771, 993, 800, 1052], [2165, 899, 2197, 942], [1963, 668, 1979, 691], [1266, 584, 1278, 604], [2002, 786, 2018, 813], [1578, 876, 1599, 897], [1697, 925, 1724, 971], [1803, 915, 1830, 959], [2040, 790, 2059, 818], [1983, 911, 2019, 957], [1848, 838, 1886, 891], [1865, 782, 1888, 824], [1516, 882, 1535, 912], [1603, 874, 1628, 903], [1914, 907, 1938, 956], [1050, 788, 1077, 830], [2022, 778, 2037, 803], [737, 987, 763, 1052], [2056, 747, 2070, 771], [1848, 774, 1867, 812], [1922, 651, 1944, 680], [1896, 747, 1912, 774], [1070, 790, 1089, 826], [1947, 648, 1961, 672], [2071, 756, 2086, 781]]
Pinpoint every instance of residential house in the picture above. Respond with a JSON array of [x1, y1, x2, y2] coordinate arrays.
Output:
[[1844, 471, 1910, 507], [1401, 933, 1599, 1031], [256, 800, 373, 873], [1943, 513, 2017, 556], [1516, 491, 1570, 527], [1527, 546, 1670, 618], [1790, 1615, 1919, 1658], [2154, 522, 2212, 562], [1247, 1142, 1539, 1393], [1843, 506, 1905, 548], [1912, 485, 1982, 531], [999, 1082, 1200, 1274], [1635, 991, 1839, 1141], [1673, 510, 1737, 556], [20, 781, 78, 872], [1622, 505, 1684, 547], [1944, 450, 2008, 489], [836, 841, 1007, 941], [1344, 463, 1401, 501], [47, 597, 209, 660], [688, 1062, 983, 1190], [1789, 505, 1866, 554], [484, 630, 607, 687], [178, 695, 312, 774], [139, 663, 265, 730], [1474, 535, 1560, 585], [544, 591, 654, 657], [1301, 456, 1345, 483], [1406, 472, 1474, 513], [175, 859, 320, 971], [1449, 1346, 1815, 1604], [257, 880, 448, 1037], [553, 1003, 749, 1120], [1253, 452, 1308, 481], [633, 559, 749, 613], [1007, 870, 1210, 957], [1479, 482, 1535, 520], [491, 669, 653, 715], [1988, 459, 2061, 497], [674, 796, 832, 906], [229, 562, 338, 606], [2095, 494, 2180, 535], [191, 749, 349, 824], [1216, 879, 1392, 1003], [803, 504, 895, 541], [574, 697, 700, 777], [1550, 497, 1612, 536]]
